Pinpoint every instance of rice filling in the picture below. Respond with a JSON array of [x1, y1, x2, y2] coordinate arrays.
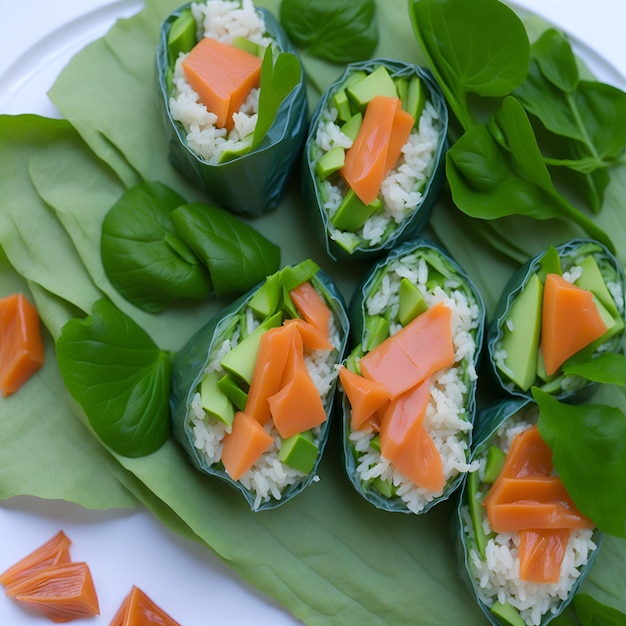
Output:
[[349, 251, 482, 513], [188, 304, 341, 510], [169, 0, 273, 163]]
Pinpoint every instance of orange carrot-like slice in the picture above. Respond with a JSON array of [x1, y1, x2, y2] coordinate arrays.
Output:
[[541, 273, 607, 375], [283, 317, 334, 351], [379, 377, 445, 492], [289, 281, 332, 340], [266, 325, 326, 438], [385, 106, 414, 172], [488, 500, 594, 532], [182, 38, 262, 130], [518, 529, 570, 584], [0, 293, 45, 397], [221, 411, 274, 481], [268, 361, 327, 439], [110, 585, 181, 626], [0, 531, 71, 589], [483, 424, 594, 582], [338, 365, 390, 431], [486, 476, 593, 531], [359, 301, 454, 398], [9, 561, 100, 623], [244, 324, 297, 425], [341, 96, 413, 205], [482, 424, 552, 508]]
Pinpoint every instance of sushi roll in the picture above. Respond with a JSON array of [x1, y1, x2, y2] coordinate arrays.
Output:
[[337, 238, 485, 514], [170, 260, 349, 510], [488, 239, 625, 401], [457, 398, 600, 626], [156, 0, 308, 216], [301, 59, 448, 261]]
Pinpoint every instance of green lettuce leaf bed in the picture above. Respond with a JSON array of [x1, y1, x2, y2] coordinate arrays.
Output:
[[0, 0, 624, 624]]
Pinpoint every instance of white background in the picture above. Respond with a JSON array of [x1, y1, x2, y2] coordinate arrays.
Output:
[[0, 1, 624, 624]]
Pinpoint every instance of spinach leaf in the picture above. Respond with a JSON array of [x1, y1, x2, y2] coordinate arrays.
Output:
[[515, 29, 626, 166], [55, 298, 172, 458], [101, 181, 212, 313], [574, 593, 626, 626], [252, 47, 302, 150], [563, 352, 626, 386], [533, 387, 626, 537], [279, 0, 377, 64], [170, 202, 280, 296], [409, 0, 529, 131], [446, 96, 614, 251]]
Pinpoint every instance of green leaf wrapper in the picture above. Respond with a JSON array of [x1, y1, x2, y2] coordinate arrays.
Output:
[[487, 238, 626, 401], [169, 264, 349, 510], [339, 237, 485, 514], [301, 58, 449, 261], [455, 397, 602, 626], [156, 2, 308, 217]]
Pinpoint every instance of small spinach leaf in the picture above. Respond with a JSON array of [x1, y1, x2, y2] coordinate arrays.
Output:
[[171, 202, 280, 296], [409, 0, 529, 131], [446, 96, 614, 251], [533, 387, 626, 537], [563, 352, 626, 386], [279, 0, 377, 64], [101, 181, 211, 313], [56, 298, 172, 458], [252, 47, 302, 150], [530, 28, 579, 93], [515, 29, 626, 171]]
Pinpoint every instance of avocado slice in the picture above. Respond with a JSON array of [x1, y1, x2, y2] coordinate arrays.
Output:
[[332, 89, 353, 122], [498, 273, 543, 391], [316, 146, 345, 180], [398, 278, 427, 326], [330, 188, 381, 232], [217, 133, 254, 163], [346, 66, 398, 112], [231, 36, 260, 57], [248, 272, 281, 319], [220, 311, 283, 386], [167, 8, 196, 65], [395, 77, 408, 106], [340, 112, 363, 142], [483, 445, 506, 484], [279, 259, 320, 291], [199, 371, 235, 427], [536, 245, 562, 282], [364, 315, 390, 351], [345, 344, 363, 375], [405, 75, 427, 126], [467, 470, 489, 558], [217, 374, 248, 412], [490, 601, 526, 626], [373, 476, 396, 498], [278, 431, 318, 474], [575, 254, 620, 317]]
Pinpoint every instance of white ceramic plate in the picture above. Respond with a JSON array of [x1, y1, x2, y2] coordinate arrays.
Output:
[[0, 1, 624, 624]]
